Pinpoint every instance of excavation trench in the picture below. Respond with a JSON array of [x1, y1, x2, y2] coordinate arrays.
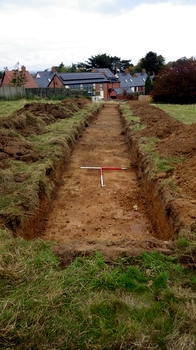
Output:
[[38, 104, 174, 258]]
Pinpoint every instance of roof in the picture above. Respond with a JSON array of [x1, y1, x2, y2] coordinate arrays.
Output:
[[92, 68, 119, 82], [34, 71, 55, 87], [1, 69, 38, 88], [116, 72, 147, 88], [57, 72, 108, 85]]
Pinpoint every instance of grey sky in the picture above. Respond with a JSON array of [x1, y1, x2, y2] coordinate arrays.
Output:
[[0, 0, 195, 71]]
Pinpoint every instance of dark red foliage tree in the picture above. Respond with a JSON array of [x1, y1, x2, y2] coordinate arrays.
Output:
[[151, 58, 196, 104]]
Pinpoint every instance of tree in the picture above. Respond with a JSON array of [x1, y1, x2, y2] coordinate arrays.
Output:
[[78, 53, 132, 73], [11, 62, 28, 87], [145, 74, 152, 95], [140, 51, 165, 75], [55, 62, 78, 73], [151, 57, 196, 104]]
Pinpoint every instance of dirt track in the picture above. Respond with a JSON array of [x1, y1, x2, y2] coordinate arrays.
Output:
[[38, 104, 173, 259]]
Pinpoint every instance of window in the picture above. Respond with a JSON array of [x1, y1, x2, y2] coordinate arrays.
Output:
[[125, 79, 128, 83], [100, 84, 103, 91], [130, 79, 133, 82]]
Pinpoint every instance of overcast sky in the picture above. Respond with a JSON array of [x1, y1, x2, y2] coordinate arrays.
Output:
[[0, 0, 195, 72]]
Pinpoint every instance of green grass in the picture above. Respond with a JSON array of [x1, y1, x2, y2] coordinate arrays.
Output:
[[1, 233, 196, 349], [119, 104, 146, 134], [154, 104, 196, 124], [138, 137, 183, 179]]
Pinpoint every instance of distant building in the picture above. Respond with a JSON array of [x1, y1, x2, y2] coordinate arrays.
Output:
[[109, 69, 148, 99], [1, 65, 38, 88], [34, 66, 56, 88], [48, 71, 109, 100]]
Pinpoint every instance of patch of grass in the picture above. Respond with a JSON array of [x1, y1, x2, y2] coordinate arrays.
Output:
[[176, 237, 190, 250], [154, 104, 196, 125], [139, 137, 183, 176], [1, 241, 196, 349], [119, 104, 146, 134], [139, 136, 159, 154], [154, 156, 183, 174]]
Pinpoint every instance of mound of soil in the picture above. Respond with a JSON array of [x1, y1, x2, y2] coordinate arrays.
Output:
[[0, 130, 43, 166], [127, 101, 196, 229], [128, 101, 183, 139], [0, 97, 90, 167]]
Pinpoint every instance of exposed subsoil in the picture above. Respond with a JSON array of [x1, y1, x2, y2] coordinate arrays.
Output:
[[37, 103, 182, 261], [1, 100, 196, 262]]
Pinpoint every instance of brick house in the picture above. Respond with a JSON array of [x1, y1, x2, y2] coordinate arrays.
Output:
[[91, 68, 120, 99], [109, 69, 148, 99], [33, 66, 148, 100], [47, 71, 110, 100], [1, 65, 38, 88]]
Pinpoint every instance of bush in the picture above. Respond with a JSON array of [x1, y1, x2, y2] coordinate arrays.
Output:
[[151, 58, 196, 104]]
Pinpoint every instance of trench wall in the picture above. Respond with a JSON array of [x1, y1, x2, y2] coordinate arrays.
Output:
[[119, 107, 184, 241], [15, 105, 102, 239]]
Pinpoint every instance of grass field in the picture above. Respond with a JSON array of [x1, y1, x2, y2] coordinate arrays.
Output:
[[1, 230, 196, 350], [1, 100, 196, 349], [153, 103, 196, 124]]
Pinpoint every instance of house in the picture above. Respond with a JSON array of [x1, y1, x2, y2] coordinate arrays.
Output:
[[91, 68, 120, 99], [34, 66, 56, 88], [48, 72, 110, 100], [109, 69, 148, 99], [1, 65, 38, 88]]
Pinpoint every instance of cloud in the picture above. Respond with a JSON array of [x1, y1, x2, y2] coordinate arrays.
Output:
[[76, 0, 196, 14], [0, 1, 195, 71], [0, 0, 195, 12]]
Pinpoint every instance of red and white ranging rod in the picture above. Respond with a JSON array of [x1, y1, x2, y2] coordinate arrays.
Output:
[[80, 166, 128, 187]]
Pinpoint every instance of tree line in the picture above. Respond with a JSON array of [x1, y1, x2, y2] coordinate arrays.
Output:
[[1, 52, 195, 104], [54, 51, 165, 75]]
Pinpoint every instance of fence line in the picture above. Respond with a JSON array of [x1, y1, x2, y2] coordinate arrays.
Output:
[[0, 87, 89, 100], [0, 86, 25, 98]]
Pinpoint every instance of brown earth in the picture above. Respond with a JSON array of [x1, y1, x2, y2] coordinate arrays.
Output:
[[1, 99, 196, 262], [38, 102, 196, 261], [128, 102, 196, 201]]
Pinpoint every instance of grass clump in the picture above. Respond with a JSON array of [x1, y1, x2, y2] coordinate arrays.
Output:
[[139, 137, 183, 176], [119, 104, 146, 134], [1, 240, 196, 349]]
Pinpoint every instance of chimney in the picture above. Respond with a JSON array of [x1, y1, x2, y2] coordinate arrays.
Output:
[[51, 66, 56, 72], [124, 68, 129, 74], [21, 65, 26, 72], [142, 68, 146, 74]]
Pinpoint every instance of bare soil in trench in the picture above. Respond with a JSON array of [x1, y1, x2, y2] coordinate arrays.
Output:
[[1, 99, 196, 262], [37, 104, 175, 261]]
